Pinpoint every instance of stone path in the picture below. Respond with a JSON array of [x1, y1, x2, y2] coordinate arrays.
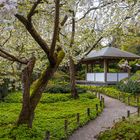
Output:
[[69, 94, 137, 140]]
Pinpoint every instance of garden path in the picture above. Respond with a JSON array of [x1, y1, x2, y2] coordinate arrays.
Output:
[[69, 94, 137, 140]]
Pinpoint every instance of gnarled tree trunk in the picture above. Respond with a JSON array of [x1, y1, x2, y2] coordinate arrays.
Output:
[[17, 51, 65, 128], [17, 57, 35, 127]]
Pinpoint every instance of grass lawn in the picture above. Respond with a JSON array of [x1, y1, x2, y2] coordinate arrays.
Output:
[[0, 91, 101, 140], [98, 116, 140, 140]]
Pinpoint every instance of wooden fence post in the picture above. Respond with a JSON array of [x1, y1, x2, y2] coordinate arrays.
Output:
[[138, 107, 140, 117], [137, 97, 139, 106], [64, 119, 68, 135], [44, 131, 50, 140], [100, 100, 102, 108], [101, 95, 103, 100], [96, 104, 98, 116], [127, 110, 130, 118], [87, 108, 90, 117], [77, 113, 80, 126], [102, 97, 104, 107]]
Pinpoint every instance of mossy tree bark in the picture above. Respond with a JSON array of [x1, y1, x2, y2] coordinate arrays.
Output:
[[17, 59, 63, 127], [17, 57, 36, 127], [15, 0, 66, 127]]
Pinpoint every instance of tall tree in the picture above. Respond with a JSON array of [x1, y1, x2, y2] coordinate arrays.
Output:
[[0, 0, 68, 127]]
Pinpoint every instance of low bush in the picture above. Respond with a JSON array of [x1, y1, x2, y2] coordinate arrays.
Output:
[[117, 70, 140, 94], [45, 83, 86, 94], [117, 80, 140, 94], [81, 85, 140, 106], [0, 91, 101, 140], [98, 116, 140, 140]]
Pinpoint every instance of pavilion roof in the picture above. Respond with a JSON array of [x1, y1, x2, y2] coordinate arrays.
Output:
[[84, 46, 140, 61]]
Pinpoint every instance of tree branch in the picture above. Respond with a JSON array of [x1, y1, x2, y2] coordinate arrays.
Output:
[[27, 0, 41, 22], [0, 47, 28, 64], [76, 1, 116, 22], [78, 37, 103, 64], [50, 0, 60, 55], [15, 14, 50, 57], [60, 15, 68, 26], [70, 11, 75, 48]]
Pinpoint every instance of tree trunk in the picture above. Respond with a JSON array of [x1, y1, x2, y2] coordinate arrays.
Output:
[[17, 64, 58, 127], [17, 50, 65, 127], [17, 57, 36, 127], [69, 57, 79, 99]]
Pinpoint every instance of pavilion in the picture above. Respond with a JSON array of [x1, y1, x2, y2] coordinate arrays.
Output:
[[81, 46, 140, 84]]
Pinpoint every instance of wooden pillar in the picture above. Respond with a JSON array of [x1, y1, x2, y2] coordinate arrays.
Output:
[[86, 64, 89, 73], [104, 59, 107, 82], [91, 64, 93, 73]]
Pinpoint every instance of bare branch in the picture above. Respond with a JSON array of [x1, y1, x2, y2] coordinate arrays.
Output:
[[70, 10, 75, 48], [78, 37, 103, 64], [15, 14, 50, 56], [0, 47, 28, 64], [60, 15, 68, 26], [1, 31, 12, 46], [50, 0, 60, 55], [27, 0, 42, 21], [76, 1, 116, 22]]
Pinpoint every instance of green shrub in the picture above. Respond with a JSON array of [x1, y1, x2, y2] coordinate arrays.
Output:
[[45, 84, 86, 94], [0, 79, 9, 101], [98, 117, 140, 140], [117, 79, 140, 94]]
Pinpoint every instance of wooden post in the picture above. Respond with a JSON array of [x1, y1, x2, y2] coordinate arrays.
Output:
[[127, 110, 130, 118], [138, 107, 140, 117], [64, 119, 68, 135], [77, 113, 80, 126], [96, 104, 98, 115], [137, 97, 139, 106], [91, 64, 93, 73], [102, 97, 105, 107], [87, 108, 90, 117], [100, 100, 102, 108], [86, 64, 88, 81], [104, 59, 108, 83], [86, 64, 89, 73], [44, 131, 50, 140], [101, 95, 103, 101]]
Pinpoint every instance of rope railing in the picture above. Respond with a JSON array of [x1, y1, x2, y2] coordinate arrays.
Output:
[[44, 92, 104, 140]]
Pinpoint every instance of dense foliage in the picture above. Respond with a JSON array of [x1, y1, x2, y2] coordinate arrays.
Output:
[[45, 83, 86, 94], [117, 70, 140, 94], [98, 116, 140, 140], [82, 85, 140, 106], [0, 91, 101, 140]]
